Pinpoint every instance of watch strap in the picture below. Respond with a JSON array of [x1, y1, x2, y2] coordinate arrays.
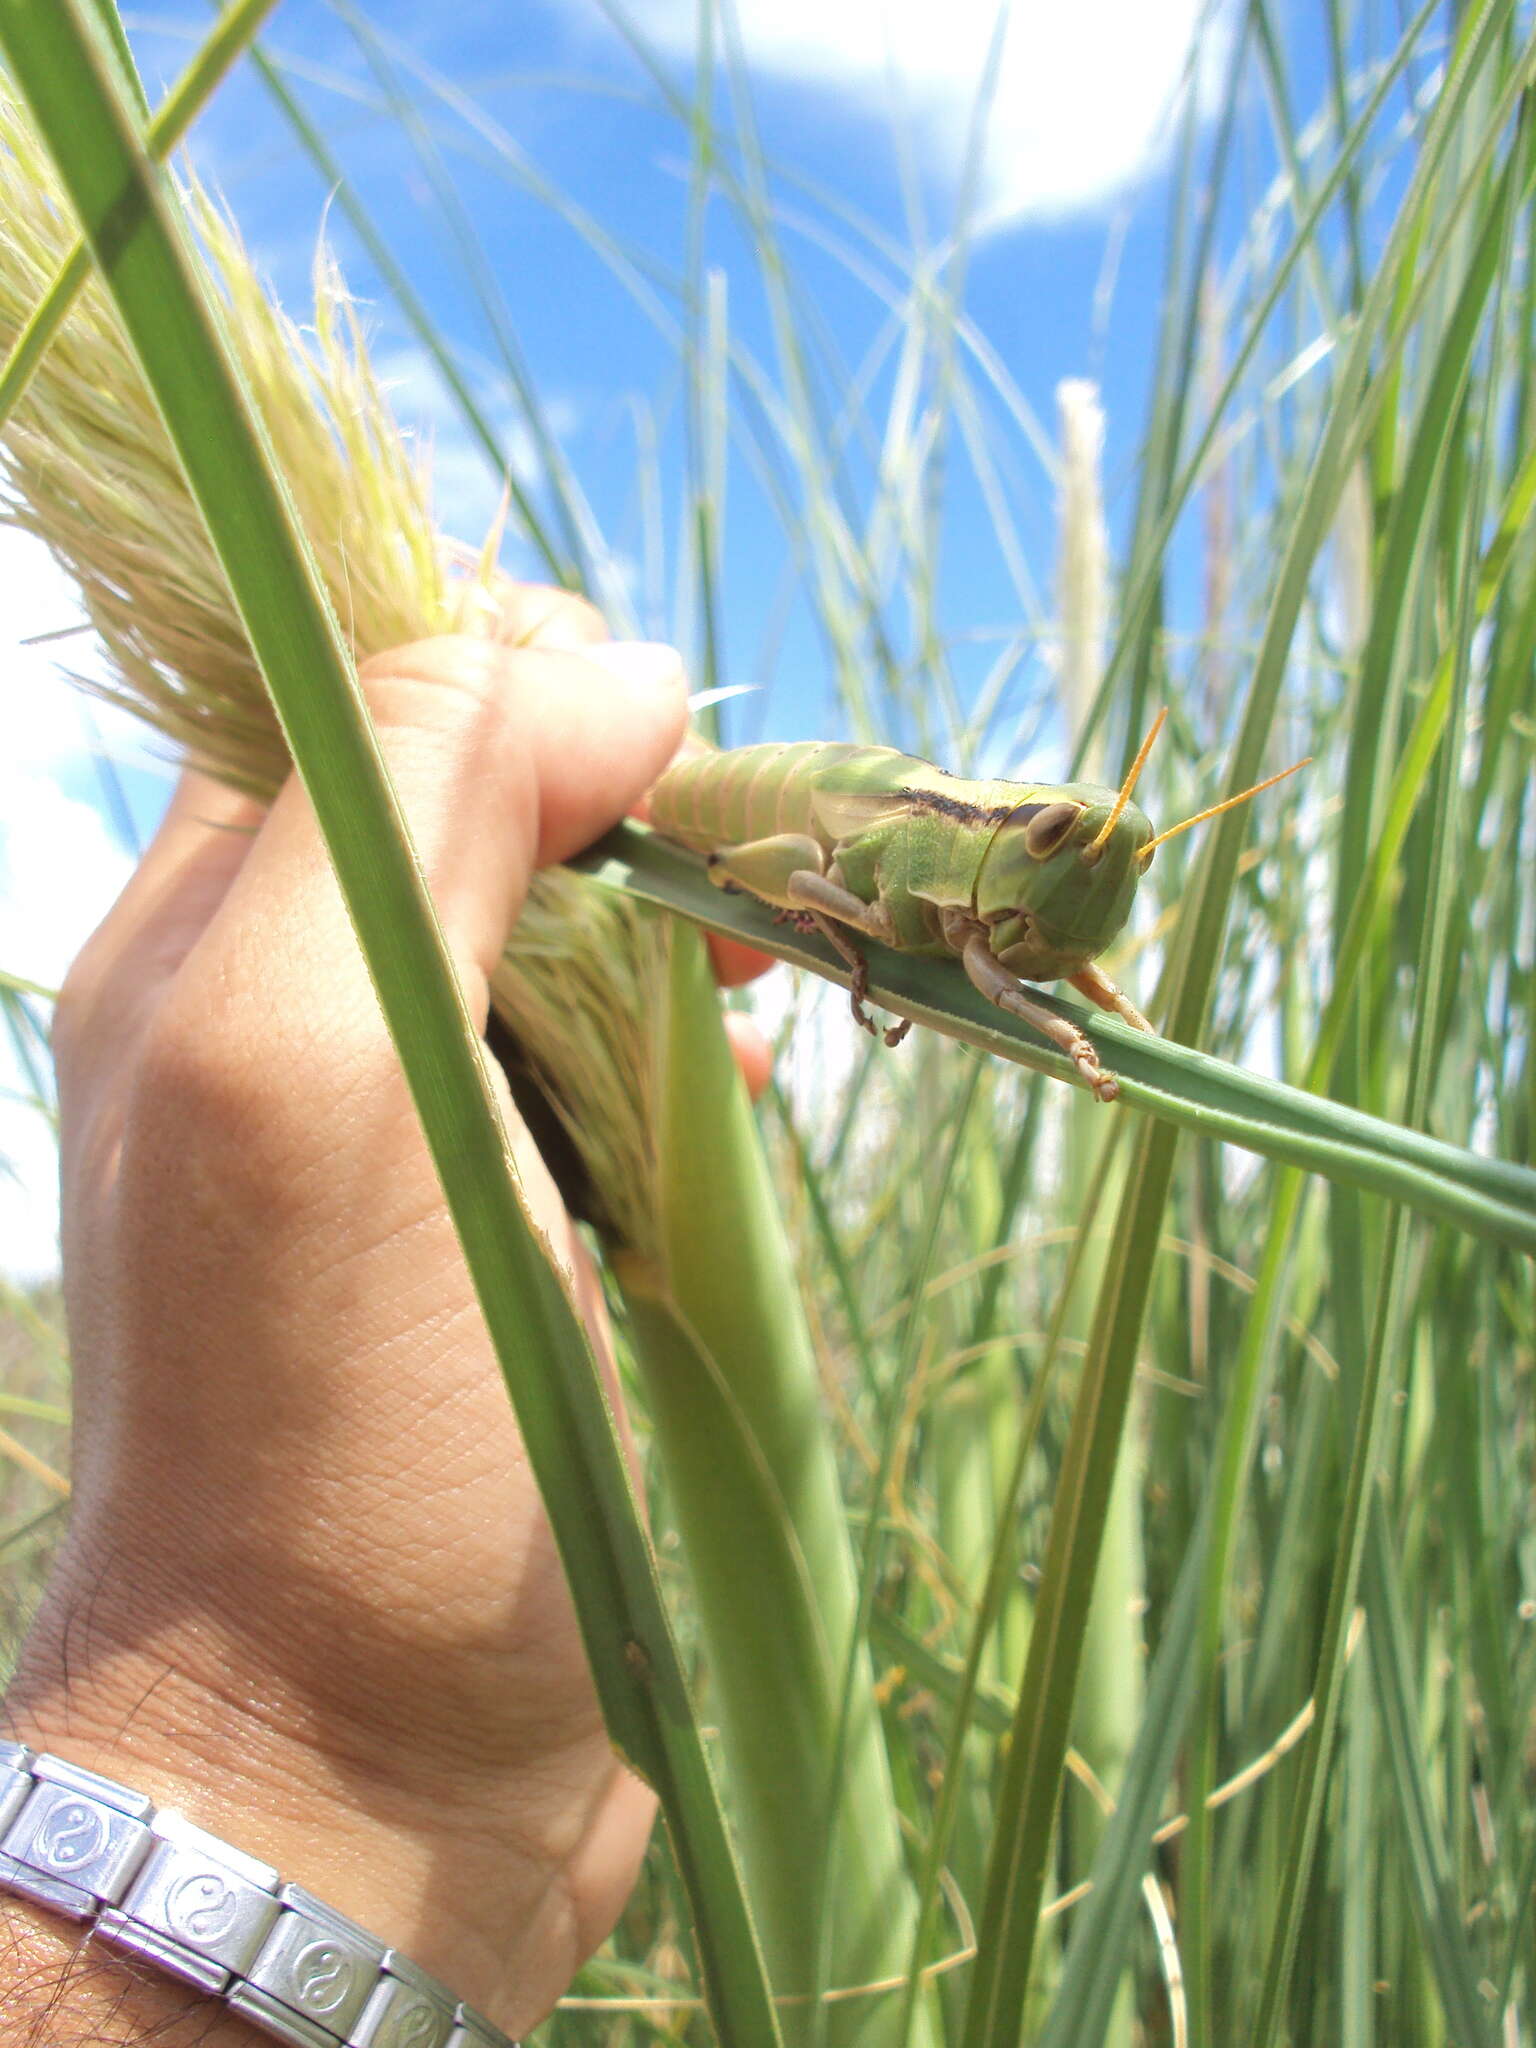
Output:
[[0, 1742, 514, 2048]]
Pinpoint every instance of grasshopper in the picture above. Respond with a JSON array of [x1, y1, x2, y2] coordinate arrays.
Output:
[[648, 711, 1305, 1101]]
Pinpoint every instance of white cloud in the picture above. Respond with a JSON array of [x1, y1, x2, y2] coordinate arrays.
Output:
[[0, 528, 147, 1280], [0, 756, 135, 1282], [609, 0, 1221, 224], [0, 1098, 64, 1291], [0, 529, 161, 778], [0, 764, 133, 994]]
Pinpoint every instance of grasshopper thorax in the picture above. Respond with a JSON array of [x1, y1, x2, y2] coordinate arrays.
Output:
[[974, 783, 1153, 980]]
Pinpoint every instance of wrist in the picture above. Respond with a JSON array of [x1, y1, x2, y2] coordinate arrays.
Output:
[[0, 1748, 512, 2046], [3, 1554, 587, 2034], [0, 1889, 266, 2043]]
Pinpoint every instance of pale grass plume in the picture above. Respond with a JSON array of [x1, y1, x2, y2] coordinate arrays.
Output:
[[0, 90, 667, 1254], [1054, 376, 1108, 764], [1328, 458, 1373, 664]]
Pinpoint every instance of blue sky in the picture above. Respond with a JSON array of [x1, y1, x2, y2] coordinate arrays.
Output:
[[1, 0, 1348, 1274], [111, 0, 1247, 729]]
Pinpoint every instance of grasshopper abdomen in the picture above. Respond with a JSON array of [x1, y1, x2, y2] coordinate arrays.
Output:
[[650, 741, 890, 853]]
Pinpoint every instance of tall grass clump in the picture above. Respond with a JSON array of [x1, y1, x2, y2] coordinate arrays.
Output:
[[2, 0, 1535, 2044], [0, 8, 930, 2041]]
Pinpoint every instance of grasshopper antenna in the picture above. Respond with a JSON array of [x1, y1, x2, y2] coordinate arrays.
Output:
[[1084, 706, 1167, 862], [1140, 755, 1311, 862]]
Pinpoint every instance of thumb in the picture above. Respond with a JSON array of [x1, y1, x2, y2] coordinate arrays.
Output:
[[207, 634, 689, 1014]]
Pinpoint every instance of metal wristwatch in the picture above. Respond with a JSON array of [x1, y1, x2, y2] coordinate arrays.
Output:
[[0, 1743, 517, 2048]]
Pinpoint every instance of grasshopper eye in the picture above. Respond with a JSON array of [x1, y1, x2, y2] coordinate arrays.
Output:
[[1023, 802, 1083, 860]]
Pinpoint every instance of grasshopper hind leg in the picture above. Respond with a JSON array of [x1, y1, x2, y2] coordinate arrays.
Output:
[[796, 906, 912, 1048], [705, 834, 911, 1045], [782, 870, 909, 1045], [760, 867, 909, 1043], [800, 908, 879, 1038]]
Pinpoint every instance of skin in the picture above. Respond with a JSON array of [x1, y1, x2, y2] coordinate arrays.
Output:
[[0, 584, 772, 2043]]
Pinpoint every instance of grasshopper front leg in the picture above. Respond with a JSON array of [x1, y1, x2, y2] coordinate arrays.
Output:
[[706, 833, 910, 1044], [941, 909, 1119, 1102]]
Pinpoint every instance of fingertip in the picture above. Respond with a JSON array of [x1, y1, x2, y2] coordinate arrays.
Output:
[[708, 932, 778, 988], [529, 643, 690, 865], [581, 640, 690, 714], [723, 1011, 773, 1102]]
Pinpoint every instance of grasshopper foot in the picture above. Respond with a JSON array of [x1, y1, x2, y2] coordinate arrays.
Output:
[[1060, 1028, 1119, 1101], [884, 1017, 913, 1048], [995, 990, 1118, 1101], [1079, 1053, 1119, 1103]]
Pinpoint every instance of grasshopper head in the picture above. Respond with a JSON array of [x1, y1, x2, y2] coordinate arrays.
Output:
[[975, 784, 1153, 979], [972, 709, 1311, 981]]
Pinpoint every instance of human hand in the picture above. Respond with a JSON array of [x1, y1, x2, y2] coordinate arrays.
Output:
[[3, 585, 771, 2038]]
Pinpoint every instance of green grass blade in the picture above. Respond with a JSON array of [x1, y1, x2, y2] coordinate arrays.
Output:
[[893, 1150, 1121, 2048], [956, 18, 1532, 2037], [1251, 64, 1532, 2043], [1033, 1510, 1209, 2048], [574, 824, 1536, 1254], [1361, 1509, 1490, 2043], [808, 1052, 987, 2048], [82, 0, 147, 117], [0, 7, 781, 2033], [762, 1081, 886, 1408], [0, 969, 56, 1003], [241, 32, 576, 585], [1180, 49, 1536, 2035], [0, 0, 281, 427], [1084, 0, 1445, 752], [618, 928, 928, 2048], [1162, 0, 1530, 1056], [958, 1110, 1179, 2048], [1, 983, 52, 1112]]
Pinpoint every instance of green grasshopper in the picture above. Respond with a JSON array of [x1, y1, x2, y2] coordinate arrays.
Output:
[[648, 711, 1305, 1101]]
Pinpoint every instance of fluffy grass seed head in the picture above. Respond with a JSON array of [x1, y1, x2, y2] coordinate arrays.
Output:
[[0, 89, 668, 1254]]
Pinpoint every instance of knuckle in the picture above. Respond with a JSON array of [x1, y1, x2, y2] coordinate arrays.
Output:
[[357, 633, 503, 698], [494, 579, 610, 649], [354, 641, 530, 790], [130, 976, 249, 1136], [51, 930, 114, 1070], [357, 636, 522, 733]]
